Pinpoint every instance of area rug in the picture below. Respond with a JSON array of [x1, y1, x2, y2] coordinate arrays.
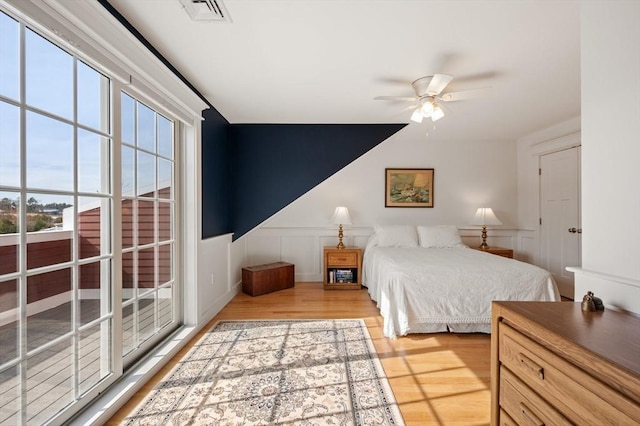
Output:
[[125, 319, 404, 425]]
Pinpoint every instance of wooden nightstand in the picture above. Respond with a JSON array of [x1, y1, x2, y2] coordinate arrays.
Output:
[[474, 246, 513, 258], [323, 247, 362, 290]]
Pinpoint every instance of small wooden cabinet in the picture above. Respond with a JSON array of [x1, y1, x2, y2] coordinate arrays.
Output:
[[491, 301, 640, 425], [323, 247, 362, 290], [242, 262, 294, 296], [475, 246, 513, 258]]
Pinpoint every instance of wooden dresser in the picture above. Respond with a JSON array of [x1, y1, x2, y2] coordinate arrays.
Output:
[[491, 301, 640, 425]]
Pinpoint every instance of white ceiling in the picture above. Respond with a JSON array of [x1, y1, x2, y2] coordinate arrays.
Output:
[[107, 0, 581, 141]]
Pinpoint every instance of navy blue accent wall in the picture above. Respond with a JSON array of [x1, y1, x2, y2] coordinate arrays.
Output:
[[201, 108, 231, 238], [228, 124, 406, 240]]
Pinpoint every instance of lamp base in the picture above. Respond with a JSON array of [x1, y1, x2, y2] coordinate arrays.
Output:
[[336, 224, 345, 249], [479, 225, 489, 249]]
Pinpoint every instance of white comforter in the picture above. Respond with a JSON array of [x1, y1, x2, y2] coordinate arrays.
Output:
[[362, 246, 559, 338]]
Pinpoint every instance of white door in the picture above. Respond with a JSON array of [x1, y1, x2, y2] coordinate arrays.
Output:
[[540, 147, 581, 299]]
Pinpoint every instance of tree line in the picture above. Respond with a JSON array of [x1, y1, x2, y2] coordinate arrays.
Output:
[[0, 197, 71, 234], [0, 197, 72, 213]]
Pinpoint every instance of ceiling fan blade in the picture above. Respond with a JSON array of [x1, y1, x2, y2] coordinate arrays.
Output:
[[438, 101, 453, 115], [376, 77, 414, 86], [439, 87, 491, 102], [374, 96, 418, 102], [453, 71, 499, 84], [425, 74, 453, 96]]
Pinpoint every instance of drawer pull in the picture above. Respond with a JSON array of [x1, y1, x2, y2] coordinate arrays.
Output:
[[520, 402, 545, 426], [518, 352, 544, 380]]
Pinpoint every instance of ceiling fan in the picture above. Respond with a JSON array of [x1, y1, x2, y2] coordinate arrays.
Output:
[[374, 74, 489, 123]]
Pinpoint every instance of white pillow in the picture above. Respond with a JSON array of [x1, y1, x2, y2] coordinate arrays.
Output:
[[365, 234, 379, 251], [417, 225, 464, 248], [374, 225, 418, 247]]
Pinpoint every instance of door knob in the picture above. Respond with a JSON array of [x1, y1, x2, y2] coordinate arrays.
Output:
[[568, 227, 577, 233], [577, 228, 582, 234]]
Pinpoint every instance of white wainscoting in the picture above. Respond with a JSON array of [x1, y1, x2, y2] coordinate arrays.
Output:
[[515, 229, 539, 264], [243, 227, 521, 282]]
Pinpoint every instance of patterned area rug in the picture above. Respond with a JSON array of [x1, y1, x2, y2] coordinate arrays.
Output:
[[125, 319, 404, 425]]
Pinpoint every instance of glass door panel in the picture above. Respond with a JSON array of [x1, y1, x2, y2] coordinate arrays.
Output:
[[0, 12, 115, 424], [120, 93, 177, 363]]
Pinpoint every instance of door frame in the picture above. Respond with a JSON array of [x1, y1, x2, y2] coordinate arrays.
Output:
[[538, 145, 582, 298]]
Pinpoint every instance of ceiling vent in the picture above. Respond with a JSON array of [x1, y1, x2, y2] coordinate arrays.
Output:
[[179, 0, 232, 22]]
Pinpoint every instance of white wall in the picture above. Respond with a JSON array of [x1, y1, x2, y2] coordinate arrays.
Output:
[[233, 123, 519, 281], [575, 1, 640, 313], [197, 234, 237, 320]]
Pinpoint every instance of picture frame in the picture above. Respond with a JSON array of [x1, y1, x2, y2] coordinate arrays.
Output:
[[385, 168, 434, 207]]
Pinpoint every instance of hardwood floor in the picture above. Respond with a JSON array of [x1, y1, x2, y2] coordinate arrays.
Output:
[[107, 283, 491, 425]]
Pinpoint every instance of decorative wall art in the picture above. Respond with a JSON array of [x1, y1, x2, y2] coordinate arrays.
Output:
[[385, 168, 434, 207]]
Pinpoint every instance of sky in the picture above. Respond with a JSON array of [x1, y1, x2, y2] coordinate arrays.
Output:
[[0, 10, 173, 209]]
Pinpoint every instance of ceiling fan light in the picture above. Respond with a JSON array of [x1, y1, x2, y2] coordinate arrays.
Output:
[[431, 105, 445, 121], [421, 101, 434, 117], [410, 108, 424, 123]]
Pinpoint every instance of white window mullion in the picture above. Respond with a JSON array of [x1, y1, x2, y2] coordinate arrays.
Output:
[[98, 70, 113, 379], [131, 94, 139, 352], [71, 53, 81, 401], [153, 112, 159, 335], [172, 122, 182, 325], [111, 80, 123, 376], [17, 18, 27, 426]]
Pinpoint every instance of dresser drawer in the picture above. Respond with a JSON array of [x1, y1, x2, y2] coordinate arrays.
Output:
[[500, 366, 571, 426], [499, 323, 640, 425], [327, 252, 357, 266], [499, 408, 517, 426]]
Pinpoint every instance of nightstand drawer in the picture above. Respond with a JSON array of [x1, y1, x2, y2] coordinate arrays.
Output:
[[327, 252, 357, 266], [475, 247, 513, 258], [499, 322, 640, 425]]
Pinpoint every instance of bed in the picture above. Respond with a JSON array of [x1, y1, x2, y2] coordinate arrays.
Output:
[[362, 225, 560, 338]]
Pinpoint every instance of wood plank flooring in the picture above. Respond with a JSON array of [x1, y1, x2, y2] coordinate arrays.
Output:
[[107, 283, 492, 425]]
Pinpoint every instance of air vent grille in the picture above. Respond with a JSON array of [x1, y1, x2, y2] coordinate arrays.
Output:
[[179, 0, 232, 22]]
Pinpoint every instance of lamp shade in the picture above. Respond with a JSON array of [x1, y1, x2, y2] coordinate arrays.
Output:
[[331, 206, 352, 225], [410, 108, 424, 123], [471, 207, 502, 226], [431, 105, 445, 121]]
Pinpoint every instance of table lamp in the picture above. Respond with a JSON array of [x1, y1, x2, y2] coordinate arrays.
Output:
[[331, 206, 352, 249], [471, 207, 502, 249]]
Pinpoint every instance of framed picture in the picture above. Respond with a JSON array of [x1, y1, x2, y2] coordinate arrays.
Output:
[[385, 168, 434, 207]]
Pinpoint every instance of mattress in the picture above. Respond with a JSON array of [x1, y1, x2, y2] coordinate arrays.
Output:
[[362, 246, 560, 338]]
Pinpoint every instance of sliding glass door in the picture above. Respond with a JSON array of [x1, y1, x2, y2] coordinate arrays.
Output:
[[0, 9, 180, 424]]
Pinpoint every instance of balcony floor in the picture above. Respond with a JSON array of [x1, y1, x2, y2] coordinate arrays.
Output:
[[0, 299, 159, 425]]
